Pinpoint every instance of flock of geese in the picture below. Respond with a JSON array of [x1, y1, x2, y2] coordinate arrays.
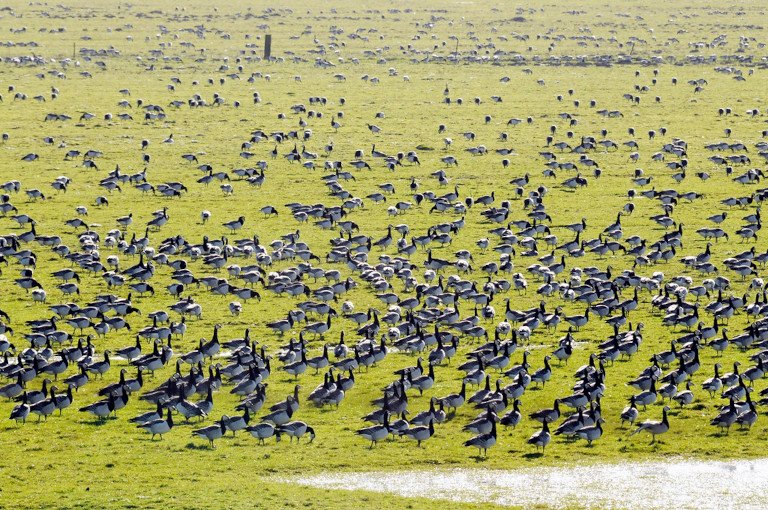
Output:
[[1, 25, 767, 462]]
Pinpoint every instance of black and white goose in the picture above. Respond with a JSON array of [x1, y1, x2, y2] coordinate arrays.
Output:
[[630, 405, 670, 444], [278, 421, 316, 443], [137, 408, 173, 440], [464, 420, 497, 457], [192, 420, 227, 448]]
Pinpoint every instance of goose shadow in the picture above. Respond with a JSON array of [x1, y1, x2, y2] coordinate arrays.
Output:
[[80, 417, 117, 426]]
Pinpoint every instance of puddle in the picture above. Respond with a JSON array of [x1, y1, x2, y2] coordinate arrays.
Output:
[[284, 458, 768, 509]]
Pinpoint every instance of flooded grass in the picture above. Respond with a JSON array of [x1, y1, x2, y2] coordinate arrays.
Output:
[[286, 458, 768, 509]]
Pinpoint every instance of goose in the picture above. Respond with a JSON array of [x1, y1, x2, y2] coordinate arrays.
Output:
[[220, 410, 251, 437], [52, 384, 74, 415], [464, 420, 497, 457], [438, 381, 466, 411], [620, 396, 639, 427], [711, 399, 739, 433], [307, 344, 330, 374], [672, 381, 695, 407], [79, 392, 115, 420], [403, 419, 435, 447], [529, 399, 560, 423], [278, 421, 315, 443], [530, 356, 552, 387], [632, 379, 657, 410], [527, 421, 552, 452], [63, 366, 89, 392], [576, 418, 605, 446], [24, 379, 52, 405], [720, 362, 741, 388], [222, 216, 245, 232], [246, 423, 282, 445], [29, 386, 57, 421], [10, 392, 30, 424], [137, 408, 173, 439], [82, 350, 111, 378], [742, 358, 766, 385], [192, 420, 227, 448], [631, 405, 671, 443], [283, 351, 308, 380], [356, 412, 390, 448]]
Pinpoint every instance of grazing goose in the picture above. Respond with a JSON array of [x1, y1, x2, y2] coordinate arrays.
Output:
[[220, 410, 251, 436], [246, 423, 282, 445], [278, 421, 316, 443], [630, 405, 671, 444]]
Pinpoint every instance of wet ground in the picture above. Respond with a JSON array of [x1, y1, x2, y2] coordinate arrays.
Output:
[[286, 458, 768, 509]]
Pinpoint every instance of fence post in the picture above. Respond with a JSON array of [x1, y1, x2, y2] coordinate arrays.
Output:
[[264, 34, 272, 60]]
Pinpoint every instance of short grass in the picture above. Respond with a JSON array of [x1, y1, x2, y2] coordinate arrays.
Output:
[[0, 0, 768, 508]]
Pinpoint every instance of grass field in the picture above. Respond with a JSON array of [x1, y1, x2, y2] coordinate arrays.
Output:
[[1, 0, 768, 508]]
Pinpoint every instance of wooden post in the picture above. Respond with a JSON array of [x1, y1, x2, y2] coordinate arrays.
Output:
[[264, 34, 272, 60]]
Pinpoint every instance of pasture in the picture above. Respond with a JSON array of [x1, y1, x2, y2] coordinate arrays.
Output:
[[0, 0, 768, 508]]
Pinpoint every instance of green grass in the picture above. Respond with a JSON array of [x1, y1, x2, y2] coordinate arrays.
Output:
[[1, 0, 768, 508]]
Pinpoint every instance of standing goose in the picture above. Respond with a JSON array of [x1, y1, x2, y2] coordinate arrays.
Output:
[[500, 399, 522, 429], [283, 350, 308, 380], [79, 393, 115, 420], [711, 398, 739, 433], [306, 344, 330, 374], [632, 379, 658, 410], [527, 421, 552, 452], [575, 418, 605, 446], [672, 381, 695, 408], [438, 381, 466, 412], [529, 399, 560, 423], [630, 405, 671, 444], [52, 384, 74, 415], [464, 420, 497, 457], [192, 420, 227, 448], [0, 374, 24, 400], [137, 408, 174, 440], [10, 391, 30, 424], [530, 356, 552, 387], [620, 396, 639, 427], [701, 363, 723, 397], [403, 419, 435, 447], [355, 412, 390, 448], [30, 386, 57, 421]]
